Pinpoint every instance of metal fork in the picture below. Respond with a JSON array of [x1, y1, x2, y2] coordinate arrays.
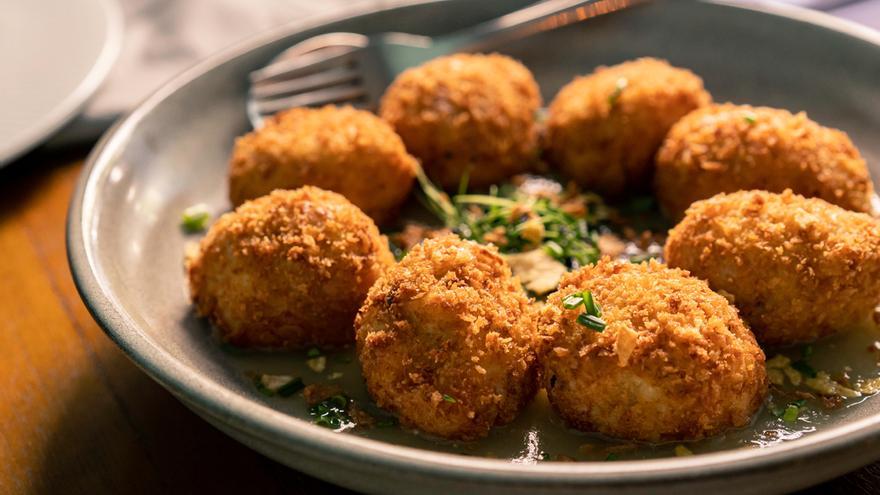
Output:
[[247, 0, 642, 128]]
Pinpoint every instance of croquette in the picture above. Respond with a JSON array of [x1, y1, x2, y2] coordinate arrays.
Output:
[[539, 259, 767, 442], [228, 105, 418, 224], [379, 53, 541, 189], [655, 103, 874, 220], [187, 187, 394, 349], [546, 57, 711, 196], [665, 189, 880, 346], [355, 234, 540, 440]]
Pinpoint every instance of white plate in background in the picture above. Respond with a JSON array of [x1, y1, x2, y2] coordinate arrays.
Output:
[[0, 0, 122, 166]]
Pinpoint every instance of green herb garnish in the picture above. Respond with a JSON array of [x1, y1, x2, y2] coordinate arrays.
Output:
[[577, 314, 607, 332], [743, 113, 757, 124], [309, 394, 354, 429], [181, 204, 211, 233], [773, 399, 806, 423], [306, 347, 322, 358], [791, 360, 817, 378], [415, 166, 607, 269], [442, 394, 457, 403], [605, 453, 619, 461], [254, 374, 304, 397], [608, 77, 628, 107], [564, 290, 606, 332]]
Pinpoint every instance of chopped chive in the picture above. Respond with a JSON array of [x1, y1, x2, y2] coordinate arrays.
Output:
[[781, 405, 800, 423], [306, 347, 322, 358], [544, 241, 564, 259], [442, 394, 457, 403], [277, 377, 305, 397], [577, 313, 607, 332], [743, 113, 757, 124], [562, 293, 585, 309], [583, 291, 601, 317], [181, 204, 211, 233], [254, 374, 303, 397], [791, 360, 817, 378], [605, 453, 619, 461], [309, 394, 353, 429]]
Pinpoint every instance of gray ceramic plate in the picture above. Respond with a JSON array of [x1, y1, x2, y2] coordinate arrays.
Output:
[[67, 1, 880, 493]]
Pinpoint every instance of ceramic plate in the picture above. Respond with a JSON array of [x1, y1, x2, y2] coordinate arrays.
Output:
[[0, 0, 122, 165], [67, 1, 880, 493]]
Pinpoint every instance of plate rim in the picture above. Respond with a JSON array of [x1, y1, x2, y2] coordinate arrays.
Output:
[[0, 0, 124, 166], [67, 0, 880, 489]]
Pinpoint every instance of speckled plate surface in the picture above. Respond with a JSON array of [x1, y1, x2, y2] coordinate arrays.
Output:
[[67, 1, 880, 493]]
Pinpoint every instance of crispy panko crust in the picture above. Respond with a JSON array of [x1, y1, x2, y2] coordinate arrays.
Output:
[[665, 190, 880, 346], [539, 259, 767, 442], [379, 53, 541, 189], [546, 57, 711, 196], [655, 103, 874, 221], [228, 105, 418, 225], [187, 187, 394, 349], [355, 234, 540, 440]]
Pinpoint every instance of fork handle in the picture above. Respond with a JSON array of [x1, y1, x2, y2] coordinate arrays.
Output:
[[435, 0, 641, 53]]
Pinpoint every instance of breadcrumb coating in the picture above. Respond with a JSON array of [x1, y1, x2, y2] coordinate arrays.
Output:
[[546, 57, 711, 196], [379, 53, 541, 189], [655, 103, 874, 221], [188, 187, 394, 349], [355, 234, 540, 440], [229, 105, 417, 224], [539, 259, 767, 442], [665, 190, 880, 346]]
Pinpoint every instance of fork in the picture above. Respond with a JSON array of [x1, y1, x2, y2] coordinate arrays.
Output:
[[247, 0, 642, 128]]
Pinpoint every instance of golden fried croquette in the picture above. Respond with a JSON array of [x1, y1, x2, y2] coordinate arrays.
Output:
[[188, 187, 394, 349], [665, 190, 880, 346], [546, 58, 711, 196], [355, 234, 540, 440], [379, 53, 541, 189], [539, 259, 767, 442], [655, 103, 874, 220], [228, 105, 418, 224]]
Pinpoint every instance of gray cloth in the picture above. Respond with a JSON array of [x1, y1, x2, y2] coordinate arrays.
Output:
[[47, 0, 880, 147]]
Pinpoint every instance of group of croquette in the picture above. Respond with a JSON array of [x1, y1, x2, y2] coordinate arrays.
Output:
[[187, 54, 880, 443]]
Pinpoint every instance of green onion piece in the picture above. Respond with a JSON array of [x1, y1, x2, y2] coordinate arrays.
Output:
[[453, 194, 518, 208], [743, 113, 757, 124], [306, 347, 321, 358], [277, 377, 305, 397], [544, 241, 564, 259], [577, 314, 607, 332], [605, 453, 619, 461], [583, 291, 601, 317], [442, 394, 457, 403], [791, 360, 817, 378], [562, 293, 585, 309], [781, 404, 800, 423], [181, 204, 211, 233], [457, 167, 471, 196]]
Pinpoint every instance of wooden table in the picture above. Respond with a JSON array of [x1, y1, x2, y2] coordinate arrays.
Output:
[[0, 149, 877, 494]]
